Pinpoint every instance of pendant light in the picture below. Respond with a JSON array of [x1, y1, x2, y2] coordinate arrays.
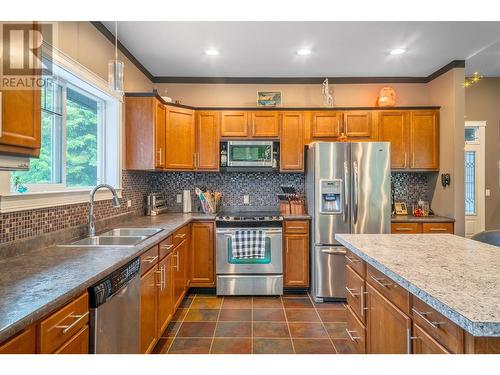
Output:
[[108, 21, 124, 92]]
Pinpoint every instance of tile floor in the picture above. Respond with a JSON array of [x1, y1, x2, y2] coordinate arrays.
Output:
[[152, 292, 353, 354]]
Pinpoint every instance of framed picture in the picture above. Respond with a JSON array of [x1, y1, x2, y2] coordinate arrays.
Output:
[[394, 202, 408, 215], [257, 91, 282, 107]]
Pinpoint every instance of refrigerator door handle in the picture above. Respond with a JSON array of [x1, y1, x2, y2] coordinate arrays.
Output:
[[343, 161, 349, 223], [320, 248, 347, 255], [353, 160, 359, 224]]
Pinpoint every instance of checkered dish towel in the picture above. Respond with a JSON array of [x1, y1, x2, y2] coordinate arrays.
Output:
[[232, 230, 266, 259]]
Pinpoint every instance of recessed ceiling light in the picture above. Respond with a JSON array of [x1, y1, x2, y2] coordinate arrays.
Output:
[[297, 48, 312, 56], [390, 48, 406, 55], [205, 49, 219, 56]]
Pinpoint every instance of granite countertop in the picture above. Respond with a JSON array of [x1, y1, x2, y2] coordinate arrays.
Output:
[[0, 212, 215, 344], [391, 215, 455, 223], [335, 233, 500, 337]]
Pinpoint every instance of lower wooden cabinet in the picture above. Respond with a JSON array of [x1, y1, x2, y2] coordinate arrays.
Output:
[[140, 265, 158, 354], [172, 240, 188, 310], [283, 220, 309, 288], [157, 253, 174, 336], [346, 304, 366, 353], [366, 283, 411, 354], [54, 325, 89, 354], [391, 221, 454, 234], [191, 221, 215, 287], [0, 325, 36, 354], [412, 323, 450, 354]]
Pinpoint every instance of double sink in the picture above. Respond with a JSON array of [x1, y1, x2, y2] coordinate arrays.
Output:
[[60, 228, 163, 248]]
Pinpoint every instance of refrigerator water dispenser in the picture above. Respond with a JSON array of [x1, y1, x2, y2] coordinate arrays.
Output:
[[319, 179, 343, 214]]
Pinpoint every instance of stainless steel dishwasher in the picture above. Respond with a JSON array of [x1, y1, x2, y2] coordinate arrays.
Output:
[[88, 257, 141, 354]]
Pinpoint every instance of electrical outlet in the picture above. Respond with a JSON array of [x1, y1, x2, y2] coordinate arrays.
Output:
[[176, 194, 182, 203], [486, 189, 491, 197], [127, 200, 131, 208], [243, 195, 250, 204]]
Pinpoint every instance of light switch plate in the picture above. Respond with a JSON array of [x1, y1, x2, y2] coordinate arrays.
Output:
[[176, 194, 182, 203], [127, 200, 131, 208], [243, 195, 250, 204], [486, 189, 491, 197]]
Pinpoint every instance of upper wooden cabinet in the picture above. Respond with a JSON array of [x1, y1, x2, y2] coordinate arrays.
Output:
[[377, 110, 439, 171], [280, 112, 304, 172], [165, 106, 195, 170], [409, 111, 439, 170], [220, 111, 248, 137], [195, 111, 220, 171], [155, 103, 167, 168], [343, 111, 373, 139], [311, 111, 342, 138], [251, 111, 280, 137]]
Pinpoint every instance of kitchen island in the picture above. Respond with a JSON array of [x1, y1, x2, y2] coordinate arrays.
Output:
[[335, 233, 500, 354]]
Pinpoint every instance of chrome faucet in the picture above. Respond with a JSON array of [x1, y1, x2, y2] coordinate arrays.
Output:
[[88, 184, 121, 237]]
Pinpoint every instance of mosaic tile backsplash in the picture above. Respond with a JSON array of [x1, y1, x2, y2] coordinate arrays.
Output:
[[150, 172, 306, 212], [0, 171, 151, 244], [0, 170, 433, 245]]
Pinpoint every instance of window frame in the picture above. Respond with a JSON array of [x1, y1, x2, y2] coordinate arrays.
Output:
[[0, 45, 123, 213]]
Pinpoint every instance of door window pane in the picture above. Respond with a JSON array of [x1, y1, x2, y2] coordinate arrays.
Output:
[[65, 87, 100, 187], [465, 151, 476, 215], [465, 127, 478, 142]]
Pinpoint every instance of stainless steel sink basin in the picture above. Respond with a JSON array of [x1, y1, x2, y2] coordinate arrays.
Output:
[[61, 235, 147, 247], [100, 228, 163, 237]]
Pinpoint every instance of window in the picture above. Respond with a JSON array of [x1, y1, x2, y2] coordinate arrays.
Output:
[[11, 59, 120, 193], [465, 127, 478, 143], [465, 150, 476, 215]]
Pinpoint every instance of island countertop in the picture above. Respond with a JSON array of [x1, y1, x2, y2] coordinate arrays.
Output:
[[335, 233, 500, 337]]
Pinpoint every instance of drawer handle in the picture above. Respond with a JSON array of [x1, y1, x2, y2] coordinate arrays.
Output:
[[175, 233, 186, 239], [143, 255, 158, 264], [395, 227, 414, 231], [287, 226, 305, 230], [345, 286, 360, 298], [345, 328, 360, 342], [161, 244, 174, 250], [429, 228, 447, 232], [412, 308, 443, 329], [346, 255, 360, 264], [370, 275, 394, 289], [56, 311, 89, 334]]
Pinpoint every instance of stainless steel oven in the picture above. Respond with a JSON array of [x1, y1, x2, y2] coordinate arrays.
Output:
[[226, 140, 275, 168], [215, 212, 283, 295]]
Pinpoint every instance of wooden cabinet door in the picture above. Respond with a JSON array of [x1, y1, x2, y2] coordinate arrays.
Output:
[[377, 111, 408, 169], [54, 326, 89, 354], [251, 111, 279, 138], [366, 283, 411, 354], [0, 325, 36, 354], [172, 245, 186, 310], [343, 111, 372, 139], [284, 234, 309, 287], [311, 112, 342, 138], [412, 323, 450, 354], [195, 111, 219, 171], [409, 111, 439, 170], [165, 107, 195, 169], [140, 265, 158, 354], [280, 112, 304, 172], [220, 111, 248, 137], [157, 253, 174, 336], [191, 222, 215, 287], [155, 102, 166, 168]]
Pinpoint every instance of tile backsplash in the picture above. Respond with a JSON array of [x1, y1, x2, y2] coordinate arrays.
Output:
[[391, 172, 436, 208], [150, 172, 305, 212]]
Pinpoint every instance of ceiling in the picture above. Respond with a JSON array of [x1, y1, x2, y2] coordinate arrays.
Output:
[[102, 21, 500, 79]]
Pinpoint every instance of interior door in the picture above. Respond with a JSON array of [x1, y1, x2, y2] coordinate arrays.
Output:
[[350, 142, 391, 235]]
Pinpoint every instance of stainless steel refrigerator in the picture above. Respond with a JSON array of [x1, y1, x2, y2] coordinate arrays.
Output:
[[306, 142, 391, 302]]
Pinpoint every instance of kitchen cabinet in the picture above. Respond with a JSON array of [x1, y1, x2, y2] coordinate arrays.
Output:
[[311, 111, 342, 138], [280, 112, 304, 172], [220, 111, 249, 137], [0, 325, 36, 354], [377, 111, 408, 169], [251, 111, 280, 138], [165, 106, 195, 170], [125, 96, 166, 170], [195, 111, 220, 171], [366, 283, 411, 354], [409, 111, 439, 170], [172, 240, 186, 310], [412, 323, 450, 354], [346, 304, 367, 354], [283, 220, 309, 288], [391, 221, 454, 234], [54, 326, 89, 354], [157, 253, 174, 336], [140, 265, 158, 354], [343, 111, 373, 139], [191, 221, 215, 287]]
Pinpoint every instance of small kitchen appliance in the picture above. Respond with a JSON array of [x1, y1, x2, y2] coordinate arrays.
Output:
[[145, 193, 168, 216]]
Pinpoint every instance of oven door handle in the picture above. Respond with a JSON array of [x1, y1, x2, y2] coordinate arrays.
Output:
[[217, 230, 282, 235]]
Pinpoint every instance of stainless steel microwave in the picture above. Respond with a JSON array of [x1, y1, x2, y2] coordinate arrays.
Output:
[[221, 140, 278, 169]]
